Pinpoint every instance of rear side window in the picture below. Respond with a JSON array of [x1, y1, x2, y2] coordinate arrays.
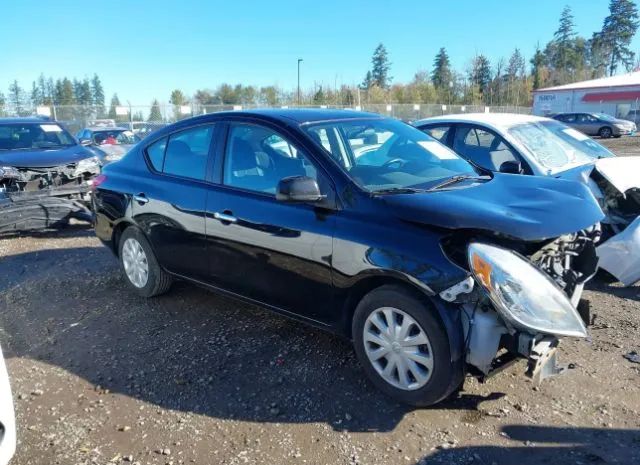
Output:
[[145, 124, 214, 180], [146, 137, 166, 171], [421, 125, 451, 143]]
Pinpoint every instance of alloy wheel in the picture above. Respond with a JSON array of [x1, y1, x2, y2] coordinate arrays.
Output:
[[122, 237, 149, 288]]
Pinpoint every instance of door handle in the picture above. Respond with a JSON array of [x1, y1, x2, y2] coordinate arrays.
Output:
[[133, 193, 149, 204], [213, 211, 237, 224]]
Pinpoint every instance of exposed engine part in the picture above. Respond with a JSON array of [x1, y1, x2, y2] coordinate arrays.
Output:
[[461, 305, 508, 375], [439, 276, 474, 302], [591, 170, 640, 239], [525, 337, 565, 384], [530, 224, 601, 298], [0, 164, 95, 194]]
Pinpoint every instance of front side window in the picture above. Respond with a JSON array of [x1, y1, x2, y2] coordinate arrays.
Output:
[[223, 124, 319, 194], [145, 125, 214, 179], [0, 123, 76, 151], [453, 126, 519, 171], [508, 120, 614, 173], [303, 118, 476, 193]]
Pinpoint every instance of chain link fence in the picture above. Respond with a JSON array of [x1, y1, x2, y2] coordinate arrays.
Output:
[[0, 103, 532, 136]]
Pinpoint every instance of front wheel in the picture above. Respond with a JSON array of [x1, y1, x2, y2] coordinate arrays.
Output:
[[118, 227, 172, 297], [599, 127, 613, 138], [352, 285, 457, 406]]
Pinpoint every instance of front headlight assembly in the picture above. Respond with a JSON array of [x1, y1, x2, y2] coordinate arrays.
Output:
[[468, 242, 587, 338]]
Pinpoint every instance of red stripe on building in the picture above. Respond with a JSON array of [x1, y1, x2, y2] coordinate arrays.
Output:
[[582, 91, 640, 102]]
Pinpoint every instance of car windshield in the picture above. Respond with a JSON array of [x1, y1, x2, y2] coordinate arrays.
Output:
[[93, 129, 140, 145], [303, 118, 477, 192], [508, 120, 614, 173], [0, 122, 76, 151], [596, 113, 616, 122]]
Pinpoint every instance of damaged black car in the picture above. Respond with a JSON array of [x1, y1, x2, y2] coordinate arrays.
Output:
[[93, 110, 604, 406], [0, 118, 100, 233]]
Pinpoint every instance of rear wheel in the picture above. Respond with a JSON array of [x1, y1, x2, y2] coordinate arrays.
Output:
[[118, 227, 172, 297], [352, 285, 456, 406], [599, 126, 613, 138]]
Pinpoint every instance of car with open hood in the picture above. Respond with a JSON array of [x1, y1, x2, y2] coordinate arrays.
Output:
[[414, 113, 640, 286], [0, 117, 99, 233], [92, 109, 604, 406]]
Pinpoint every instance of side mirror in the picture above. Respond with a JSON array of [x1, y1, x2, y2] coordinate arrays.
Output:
[[499, 160, 522, 174], [79, 138, 93, 146], [276, 176, 324, 203]]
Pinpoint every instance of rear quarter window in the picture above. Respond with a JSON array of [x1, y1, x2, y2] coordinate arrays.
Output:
[[146, 137, 167, 171]]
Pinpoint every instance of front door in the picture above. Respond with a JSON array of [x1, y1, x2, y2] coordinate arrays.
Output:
[[204, 122, 336, 324]]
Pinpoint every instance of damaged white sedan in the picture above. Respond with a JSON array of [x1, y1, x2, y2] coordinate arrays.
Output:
[[414, 114, 640, 286]]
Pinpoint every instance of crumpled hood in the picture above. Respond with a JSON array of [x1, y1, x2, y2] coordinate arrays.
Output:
[[593, 156, 640, 194], [0, 145, 96, 168], [383, 173, 605, 241]]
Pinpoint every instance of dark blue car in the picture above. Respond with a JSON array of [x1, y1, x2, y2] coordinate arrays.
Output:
[[93, 109, 603, 405], [0, 117, 100, 232]]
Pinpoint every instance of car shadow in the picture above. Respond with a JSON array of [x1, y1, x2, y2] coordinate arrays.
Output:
[[416, 425, 640, 464], [587, 276, 640, 303], [0, 245, 503, 433]]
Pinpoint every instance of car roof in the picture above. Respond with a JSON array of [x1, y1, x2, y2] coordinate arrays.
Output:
[[0, 117, 56, 124], [414, 112, 550, 130], [207, 108, 384, 125], [86, 126, 129, 131]]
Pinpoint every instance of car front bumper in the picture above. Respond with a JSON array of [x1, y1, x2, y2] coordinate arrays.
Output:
[[0, 345, 16, 465], [597, 216, 640, 286]]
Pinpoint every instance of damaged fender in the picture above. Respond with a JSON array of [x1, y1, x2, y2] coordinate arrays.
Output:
[[597, 216, 640, 286]]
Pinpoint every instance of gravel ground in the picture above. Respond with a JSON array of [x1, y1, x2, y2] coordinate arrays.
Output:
[[1, 136, 639, 465]]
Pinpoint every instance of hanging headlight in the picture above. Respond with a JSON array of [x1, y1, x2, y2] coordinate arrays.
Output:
[[468, 242, 587, 338]]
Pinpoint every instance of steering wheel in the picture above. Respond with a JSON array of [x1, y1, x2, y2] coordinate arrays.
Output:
[[382, 158, 406, 169]]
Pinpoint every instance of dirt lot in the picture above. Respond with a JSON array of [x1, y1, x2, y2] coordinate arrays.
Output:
[[1, 136, 639, 465]]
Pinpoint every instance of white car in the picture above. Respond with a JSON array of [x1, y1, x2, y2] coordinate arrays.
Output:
[[414, 113, 640, 286], [0, 343, 15, 465]]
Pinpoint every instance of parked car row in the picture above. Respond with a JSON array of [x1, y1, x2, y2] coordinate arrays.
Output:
[[91, 108, 638, 407]]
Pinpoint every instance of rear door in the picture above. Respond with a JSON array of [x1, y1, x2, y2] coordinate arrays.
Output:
[[132, 123, 219, 281], [204, 121, 336, 324]]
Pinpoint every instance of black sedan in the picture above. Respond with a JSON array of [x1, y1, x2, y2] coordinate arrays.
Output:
[[93, 109, 603, 405]]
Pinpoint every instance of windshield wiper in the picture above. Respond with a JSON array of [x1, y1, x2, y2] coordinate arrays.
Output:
[[371, 187, 425, 195], [428, 175, 487, 191]]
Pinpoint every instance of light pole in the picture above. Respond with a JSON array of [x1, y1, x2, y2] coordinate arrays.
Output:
[[297, 58, 303, 106]]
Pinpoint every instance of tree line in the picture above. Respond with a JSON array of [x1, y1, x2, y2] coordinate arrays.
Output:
[[2, 0, 639, 118]]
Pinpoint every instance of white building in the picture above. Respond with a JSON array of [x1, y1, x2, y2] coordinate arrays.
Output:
[[532, 71, 640, 118]]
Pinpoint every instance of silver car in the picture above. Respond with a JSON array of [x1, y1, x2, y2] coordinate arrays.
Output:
[[553, 112, 636, 138]]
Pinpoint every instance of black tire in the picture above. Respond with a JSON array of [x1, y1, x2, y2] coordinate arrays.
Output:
[[598, 126, 613, 138], [352, 285, 456, 406], [118, 227, 172, 297]]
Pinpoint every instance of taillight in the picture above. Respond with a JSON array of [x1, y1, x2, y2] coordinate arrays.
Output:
[[90, 174, 108, 190]]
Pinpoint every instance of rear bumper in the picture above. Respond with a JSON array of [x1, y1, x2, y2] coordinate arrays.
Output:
[[0, 346, 16, 465], [597, 216, 640, 286]]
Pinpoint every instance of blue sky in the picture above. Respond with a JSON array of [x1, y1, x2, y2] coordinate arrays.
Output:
[[2, 0, 639, 104]]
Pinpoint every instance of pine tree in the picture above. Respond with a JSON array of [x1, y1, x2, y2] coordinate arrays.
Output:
[[469, 55, 492, 97], [431, 48, 453, 90], [8, 80, 27, 114], [108, 93, 121, 120], [361, 70, 374, 90], [531, 45, 547, 89], [91, 74, 105, 108], [313, 86, 326, 104], [148, 99, 163, 122], [553, 5, 576, 72], [598, 0, 640, 75], [30, 81, 41, 106], [371, 43, 392, 89]]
